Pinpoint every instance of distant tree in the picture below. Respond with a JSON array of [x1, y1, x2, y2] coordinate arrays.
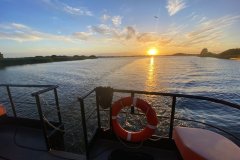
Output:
[[89, 55, 97, 58], [200, 48, 208, 55], [199, 48, 216, 57], [219, 48, 240, 59], [0, 52, 4, 60]]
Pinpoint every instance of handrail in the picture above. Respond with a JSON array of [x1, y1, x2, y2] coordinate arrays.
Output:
[[31, 85, 58, 96], [113, 89, 240, 110], [0, 84, 55, 87], [0, 84, 58, 97], [78, 89, 95, 100], [0, 84, 62, 151], [78, 87, 240, 158]]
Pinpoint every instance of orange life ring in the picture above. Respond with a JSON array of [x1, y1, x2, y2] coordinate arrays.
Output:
[[0, 104, 6, 116], [111, 97, 158, 142]]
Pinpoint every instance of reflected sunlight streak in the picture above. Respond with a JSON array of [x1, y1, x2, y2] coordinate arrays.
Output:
[[145, 57, 156, 91]]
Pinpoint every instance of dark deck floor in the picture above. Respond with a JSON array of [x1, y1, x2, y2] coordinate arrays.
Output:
[[0, 124, 180, 160], [0, 124, 85, 160], [89, 139, 180, 160]]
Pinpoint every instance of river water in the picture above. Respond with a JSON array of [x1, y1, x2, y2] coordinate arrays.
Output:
[[0, 56, 240, 152]]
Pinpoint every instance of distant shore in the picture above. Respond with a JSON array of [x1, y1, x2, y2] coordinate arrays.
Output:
[[0, 55, 97, 67], [170, 48, 240, 60], [1, 48, 239, 68]]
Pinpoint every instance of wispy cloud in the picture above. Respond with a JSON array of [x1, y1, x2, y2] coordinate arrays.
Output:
[[125, 26, 136, 40], [112, 16, 122, 27], [166, 0, 186, 16], [11, 23, 30, 30], [0, 23, 72, 42], [72, 32, 92, 40], [100, 14, 123, 27], [90, 24, 111, 34], [101, 14, 111, 22], [63, 5, 92, 16], [137, 33, 158, 43], [179, 15, 240, 47], [42, 0, 92, 16], [89, 24, 136, 40], [1, 14, 239, 54], [187, 16, 240, 38]]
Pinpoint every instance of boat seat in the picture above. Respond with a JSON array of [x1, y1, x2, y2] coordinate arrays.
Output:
[[173, 127, 240, 160]]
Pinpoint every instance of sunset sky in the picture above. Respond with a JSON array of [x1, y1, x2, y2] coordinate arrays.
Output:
[[1, 0, 240, 57]]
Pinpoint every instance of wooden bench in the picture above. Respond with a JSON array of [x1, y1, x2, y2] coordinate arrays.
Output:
[[173, 127, 240, 160]]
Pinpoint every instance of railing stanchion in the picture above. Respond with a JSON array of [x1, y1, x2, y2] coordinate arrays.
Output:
[[169, 96, 176, 139], [95, 90, 101, 128], [54, 88, 62, 124], [35, 95, 50, 150], [79, 98, 89, 159], [6, 86, 17, 117], [131, 92, 135, 114]]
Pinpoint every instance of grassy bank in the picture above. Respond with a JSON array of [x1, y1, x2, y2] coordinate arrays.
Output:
[[0, 55, 97, 67]]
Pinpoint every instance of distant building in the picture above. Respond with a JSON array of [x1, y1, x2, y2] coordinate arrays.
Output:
[[0, 52, 3, 60]]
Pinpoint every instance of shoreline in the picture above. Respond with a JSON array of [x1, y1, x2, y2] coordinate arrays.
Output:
[[0, 55, 97, 68]]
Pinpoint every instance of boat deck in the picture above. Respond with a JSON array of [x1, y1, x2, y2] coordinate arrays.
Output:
[[0, 124, 86, 160], [89, 139, 180, 160]]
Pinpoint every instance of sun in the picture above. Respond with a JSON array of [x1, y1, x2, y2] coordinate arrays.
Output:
[[147, 48, 158, 56]]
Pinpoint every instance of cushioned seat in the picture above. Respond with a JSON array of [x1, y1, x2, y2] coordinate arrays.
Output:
[[173, 127, 240, 160]]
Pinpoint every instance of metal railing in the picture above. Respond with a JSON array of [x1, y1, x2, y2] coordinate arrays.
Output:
[[78, 87, 240, 158], [0, 84, 63, 151]]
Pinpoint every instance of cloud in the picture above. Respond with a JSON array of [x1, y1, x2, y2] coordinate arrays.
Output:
[[125, 26, 136, 40], [187, 15, 240, 38], [111, 26, 136, 40], [11, 23, 30, 30], [166, 0, 186, 16], [3, 14, 238, 51], [89, 20, 174, 46], [89, 24, 136, 41], [137, 33, 158, 43], [199, 17, 207, 23], [101, 14, 111, 22], [100, 14, 123, 27], [0, 23, 71, 42], [72, 32, 92, 40], [90, 24, 111, 34], [63, 5, 92, 16], [179, 15, 240, 47], [112, 16, 122, 27], [42, 0, 92, 16], [158, 37, 173, 45]]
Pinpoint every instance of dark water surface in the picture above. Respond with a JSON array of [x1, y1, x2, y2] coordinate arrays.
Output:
[[0, 56, 239, 152]]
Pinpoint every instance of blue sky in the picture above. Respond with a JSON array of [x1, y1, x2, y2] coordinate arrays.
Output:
[[0, 0, 240, 57]]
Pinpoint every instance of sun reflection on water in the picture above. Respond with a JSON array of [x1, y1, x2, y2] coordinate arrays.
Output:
[[145, 56, 156, 91]]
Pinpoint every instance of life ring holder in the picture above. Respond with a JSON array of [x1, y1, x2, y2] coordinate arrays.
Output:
[[111, 97, 158, 142]]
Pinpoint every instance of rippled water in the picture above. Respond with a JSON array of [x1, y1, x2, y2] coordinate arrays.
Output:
[[0, 56, 240, 152]]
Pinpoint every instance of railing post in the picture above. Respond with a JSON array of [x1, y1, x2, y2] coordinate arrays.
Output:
[[54, 88, 62, 124], [169, 96, 176, 139], [6, 86, 17, 117], [79, 98, 89, 159], [35, 94, 50, 150], [131, 92, 135, 114], [95, 91, 101, 128]]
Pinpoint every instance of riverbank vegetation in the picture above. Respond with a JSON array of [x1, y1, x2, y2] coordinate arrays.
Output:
[[172, 48, 240, 60], [0, 55, 97, 67], [200, 48, 240, 59]]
